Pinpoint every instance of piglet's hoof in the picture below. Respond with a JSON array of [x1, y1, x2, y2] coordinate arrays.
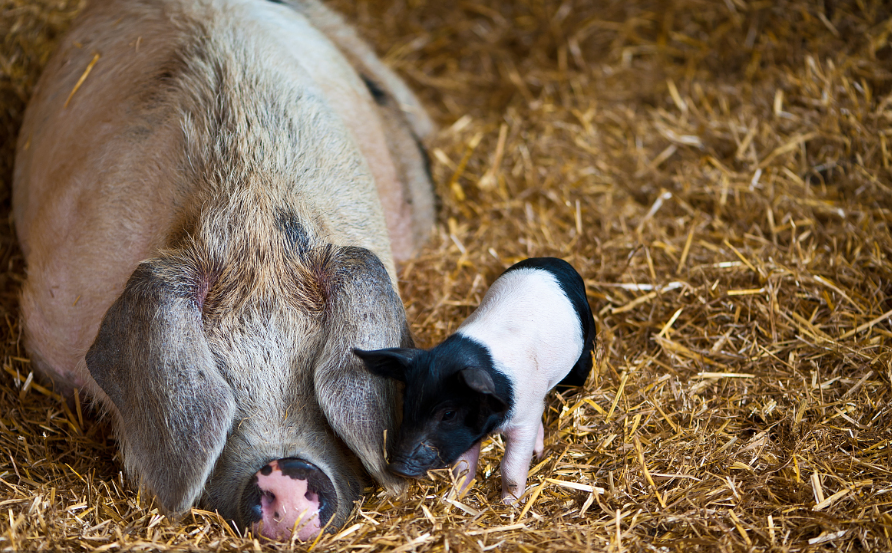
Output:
[[241, 458, 337, 541], [502, 494, 522, 505], [501, 485, 524, 505]]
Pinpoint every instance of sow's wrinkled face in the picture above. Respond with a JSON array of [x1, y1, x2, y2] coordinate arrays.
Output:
[[85, 246, 410, 541], [355, 335, 512, 477]]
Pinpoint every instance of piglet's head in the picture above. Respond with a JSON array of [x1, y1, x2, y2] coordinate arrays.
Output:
[[354, 335, 512, 478]]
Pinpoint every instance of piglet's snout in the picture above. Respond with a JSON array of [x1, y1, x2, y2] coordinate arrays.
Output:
[[242, 459, 336, 541], [388, 440, 440, 478]]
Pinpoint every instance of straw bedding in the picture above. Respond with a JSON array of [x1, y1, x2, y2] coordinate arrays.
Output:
[[1, 0, 890, 550]]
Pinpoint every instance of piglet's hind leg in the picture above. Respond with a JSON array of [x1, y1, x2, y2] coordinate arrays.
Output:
[[452, 442, 481, 496], [535, 422, 544, 459]]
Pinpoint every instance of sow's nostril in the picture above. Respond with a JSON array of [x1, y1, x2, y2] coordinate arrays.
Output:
[[242, 458, 337, 541]]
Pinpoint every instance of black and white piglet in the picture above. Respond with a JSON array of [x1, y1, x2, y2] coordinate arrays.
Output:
[[355, 257, 595, 503]]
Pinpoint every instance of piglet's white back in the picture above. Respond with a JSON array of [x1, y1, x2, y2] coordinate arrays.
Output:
[[456, 267, 583, 404]]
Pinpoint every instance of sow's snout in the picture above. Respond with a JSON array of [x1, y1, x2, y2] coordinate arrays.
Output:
[[241, 458, 337, 541]]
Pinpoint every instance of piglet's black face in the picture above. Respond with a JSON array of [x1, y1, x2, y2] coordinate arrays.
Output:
[[355, 335, 512, 478]]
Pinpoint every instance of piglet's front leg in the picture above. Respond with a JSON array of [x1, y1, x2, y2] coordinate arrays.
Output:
[[499, 414, 545, 504], [451, 442, 481, 496]]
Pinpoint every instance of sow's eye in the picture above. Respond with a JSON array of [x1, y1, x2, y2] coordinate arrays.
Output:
[[440, 409, 456, 422]]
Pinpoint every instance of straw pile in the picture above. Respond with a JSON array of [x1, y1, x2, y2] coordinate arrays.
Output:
[[1, 0, 890, 550]]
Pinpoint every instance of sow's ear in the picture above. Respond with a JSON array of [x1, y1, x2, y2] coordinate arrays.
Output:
[[353, 347, 419, 382], [314, 247, 412, 494], [85, 259, 235, 514], [459, 368, 509, 412]]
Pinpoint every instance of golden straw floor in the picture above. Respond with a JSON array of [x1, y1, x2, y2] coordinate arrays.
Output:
[[0, 0, 890, 550]]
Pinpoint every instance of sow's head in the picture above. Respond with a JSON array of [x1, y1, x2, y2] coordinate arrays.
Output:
[[85, 245, 410, 540]]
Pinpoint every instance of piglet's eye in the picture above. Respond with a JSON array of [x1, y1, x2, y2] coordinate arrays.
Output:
[[442, 410, 456, 421]]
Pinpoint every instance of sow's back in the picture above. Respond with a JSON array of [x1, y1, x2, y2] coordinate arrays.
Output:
[[13, 0, 435, 540]]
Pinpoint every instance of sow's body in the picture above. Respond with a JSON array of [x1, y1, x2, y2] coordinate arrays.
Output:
[[13, 0, 435, 541]]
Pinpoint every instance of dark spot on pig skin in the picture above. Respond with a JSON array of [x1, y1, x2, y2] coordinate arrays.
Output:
[[278, 458, 317, 479], [503, 257, 595, 390], [360, 74, 388, 106], [125, 124, 153, 142], [414, 135, 433, 186], [241, 474, 264, 524], [136, 36, 210, 115], [356, 335, 513, 474], [276, 209, 311, 253], [260, 465, 272, 476]]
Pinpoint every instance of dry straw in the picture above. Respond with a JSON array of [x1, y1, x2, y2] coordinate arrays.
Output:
[[1, 0, 891, 550]]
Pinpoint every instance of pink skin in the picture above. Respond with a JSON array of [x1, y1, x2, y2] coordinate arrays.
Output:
[[252, 460, 322, 541], [451, 442, 480, 496], [499, 419, 547, 504], [451, 421, 545, 501], [536, 421, 544, 458]]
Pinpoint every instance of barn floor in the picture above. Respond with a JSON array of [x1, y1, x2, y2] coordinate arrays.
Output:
[[1, 0, 891, 551]]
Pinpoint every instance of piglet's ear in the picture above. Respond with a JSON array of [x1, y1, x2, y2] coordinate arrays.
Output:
[[353, 348, 418, 382], [85, 258, 235, 515], [459, 368, 496, 394], [459, 368, 509, 412]]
